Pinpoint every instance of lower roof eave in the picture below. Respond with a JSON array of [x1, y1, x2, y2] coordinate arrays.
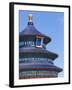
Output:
[[19, 63, 62, 73]]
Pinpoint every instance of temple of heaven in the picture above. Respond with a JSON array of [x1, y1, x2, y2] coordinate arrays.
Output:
[[19, 14, 62, 79]]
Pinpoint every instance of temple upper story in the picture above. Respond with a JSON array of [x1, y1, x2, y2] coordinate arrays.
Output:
[[19, 14, 51, 49]]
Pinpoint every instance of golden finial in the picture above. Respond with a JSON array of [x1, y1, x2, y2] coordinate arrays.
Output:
[[28, 14, 32, 22]]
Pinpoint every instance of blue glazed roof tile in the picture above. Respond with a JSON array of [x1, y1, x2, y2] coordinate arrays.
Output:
[[19, 63, 62, 72], [19, 22, 51, 44]]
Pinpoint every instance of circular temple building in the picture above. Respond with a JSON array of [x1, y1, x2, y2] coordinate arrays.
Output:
[[19, 14, 62, 79]]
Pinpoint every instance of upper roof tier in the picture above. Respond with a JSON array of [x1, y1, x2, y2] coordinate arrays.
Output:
[[19, 14, 51, 44]]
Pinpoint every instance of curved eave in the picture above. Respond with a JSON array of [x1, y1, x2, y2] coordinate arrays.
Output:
[[19, 63, 62, 72], [19, 48, 58, 60], [19, 32, 51, 44]]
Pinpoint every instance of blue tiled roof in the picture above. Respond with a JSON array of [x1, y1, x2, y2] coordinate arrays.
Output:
[[19, 22, 51, 44], [21, 25, 43, 35], [19, 63, 62, 72], [19, 47, 58, 60]]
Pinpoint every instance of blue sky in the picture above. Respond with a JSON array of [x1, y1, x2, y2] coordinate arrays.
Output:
[[19, 10, 64, 77]]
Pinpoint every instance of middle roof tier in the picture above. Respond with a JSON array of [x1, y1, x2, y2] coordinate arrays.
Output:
[[19, 47, 58, 60]]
